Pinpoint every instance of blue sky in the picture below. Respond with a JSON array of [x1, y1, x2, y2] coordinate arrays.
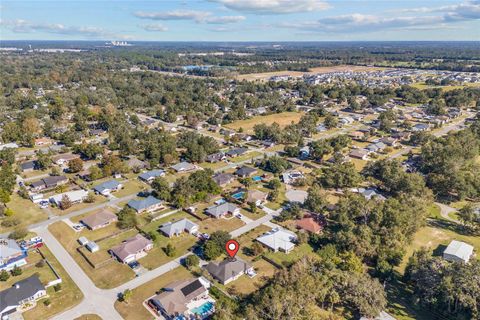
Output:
[[1, 0, 479, 41]]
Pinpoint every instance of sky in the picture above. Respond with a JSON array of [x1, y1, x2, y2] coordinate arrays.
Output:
[[0, 0, 479, 41]]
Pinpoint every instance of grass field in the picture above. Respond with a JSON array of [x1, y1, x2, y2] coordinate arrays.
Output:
[[263, 243, 315, 268], [23, 246, 83, 320], [224, 112, 303, 133], [0, 193, 48, 233], [114, 266, 192, 320], [48, 221, 135, 288]]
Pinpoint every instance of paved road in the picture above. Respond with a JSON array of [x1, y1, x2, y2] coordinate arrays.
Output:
[[435, 202, 460, 222], [0, 194, 137, 238]]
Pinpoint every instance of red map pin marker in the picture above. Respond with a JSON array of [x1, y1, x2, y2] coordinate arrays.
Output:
[[225, 240, 240, 258]]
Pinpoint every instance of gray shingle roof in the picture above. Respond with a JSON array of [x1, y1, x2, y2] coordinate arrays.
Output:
[[159, 218, 198, 237], [127, 196, 162, 212], [93, 180, 121, 193], [0, 275, 45, 313]]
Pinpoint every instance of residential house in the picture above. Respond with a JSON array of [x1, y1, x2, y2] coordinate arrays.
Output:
[[93, 180, 122, 196], [159, 218, 199, 237], [206, 258, 253, 285], [81, 209, 118, 230], [379, 137, 398, 146], [234, 166, 257, 178], [20, 160, 38, 172], [205, 202, 240, 218], [126, 157, 148, 171], [366, 142, 387, 153], [349, 149, 370, 160], [0, 143, 19, 151], [282, 171, 305, 185], [357, 188, 386, 201], [206, 152, 226, 163], [148, 278, 214, 320], [443, 240, 474, 263], [349, 131, 366, 140], [246, 189, 268, 206], [127, 196, 164, 214], [49, 190, 88, 207], [412, 123, 429, 132], [138, 170, 166, 183], [299, 146, 310, 160], [256, 228, 297, 253], [52, 153, 81, 166], [0, 275, 47, 318], [34, 137, 53, 146], [212, 173, 235, 187], [171, 162, 196, 173], [296, 214, 325, 234], [226, 148, 248, 158], [0, 239, 27, 271], [30, 176, 68, 192], [110, 234, 153, 264]]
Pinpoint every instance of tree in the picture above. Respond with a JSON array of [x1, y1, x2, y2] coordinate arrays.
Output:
[[259, 156, 291, 174], [249, 202, 257, 214], [68, 158, 83, 173], [59, 195, 72, 210], [251, 242, 264, 256], [185, 255, 200, 269], [151, 177, 171, 201], [11, 265, 22, 276], [0, 270, 10, 281], [267, 178, 281, 190], [117, 206, 138, 229], [203, 231, 231, 260], [164, 243, 176, 257], [320, 162, 362, 189], [458, 203, 480, 233], [8, 227, 28, 240], [43, 298, 51, 307], [324, 114, 338, 129], [84, 192, 95, 203], [121, 289, 132, 303], [304, 185, 327, 213]]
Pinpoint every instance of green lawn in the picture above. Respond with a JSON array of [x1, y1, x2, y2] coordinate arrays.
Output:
[[114, 266, 193, 320], [230, 151, 263, 163], [0, 194, 48, 233], [48, 221, 135, 288], [23, 246, 83, 320], [115, 180, 146, 198], [263, 243, 315, 268]]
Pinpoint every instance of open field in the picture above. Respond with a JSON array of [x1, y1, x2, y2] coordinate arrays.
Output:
[[224, 112, 303, 133], [48, 221, 135, 288], [23, 246, 83, 320], [263, 243, 315, 268], [235, 65, 385, 81], [226, 259, 277, 296], [1, 194, 48, 233], [114, 266, 192, 320]]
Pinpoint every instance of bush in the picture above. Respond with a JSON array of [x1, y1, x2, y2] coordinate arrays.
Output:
[[0, 270, 10, 281], [184, 255, 200, 269], [4, 208, 14, 217], [43, 298, 51, 306], [164, 243, 176, 257], [1, 217, 20, 227], [8, 227, 28, 240], [53, 283, 62, 292], [11, 265, 22, 276], [35, 260, 46, 268]]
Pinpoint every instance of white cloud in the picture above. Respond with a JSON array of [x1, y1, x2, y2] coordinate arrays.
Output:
[[141, 23, 168, 32], [279, 1, 480, 34], [1, 19, 132, 39], [209, 0, 329, 14], [134, 10, 210, 22], [134, 9, 245, 24]]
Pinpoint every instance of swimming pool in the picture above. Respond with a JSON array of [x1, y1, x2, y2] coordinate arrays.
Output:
[[191, 301, 214, 316], [252, 176, 262, 182], [231, 191, 245, 200]]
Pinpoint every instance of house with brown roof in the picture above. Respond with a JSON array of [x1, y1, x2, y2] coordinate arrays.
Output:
[[110, 234, 153, 264], [296, 214, 325, 234], [246, 189, 268, 206], [148, 278, 214, 319], [81, 209, 118, 230]]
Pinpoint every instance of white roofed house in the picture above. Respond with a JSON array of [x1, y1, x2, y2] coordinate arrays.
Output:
[[49, 190, 88, 207], [443, 240, 474, 263], [0, 239, 27, 271], [256, 228, 297, 253], [159, 218, 199, 238], [205, 202, 240, 219], [171, 161, 197, 173]]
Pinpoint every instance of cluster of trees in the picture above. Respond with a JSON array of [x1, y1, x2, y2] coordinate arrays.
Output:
[[244, 255, 386, 319], [152, 169, 220, 208], [405, 249, 480, 319], [177, 132, 219, 163], [419, 120, 480, 200]]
